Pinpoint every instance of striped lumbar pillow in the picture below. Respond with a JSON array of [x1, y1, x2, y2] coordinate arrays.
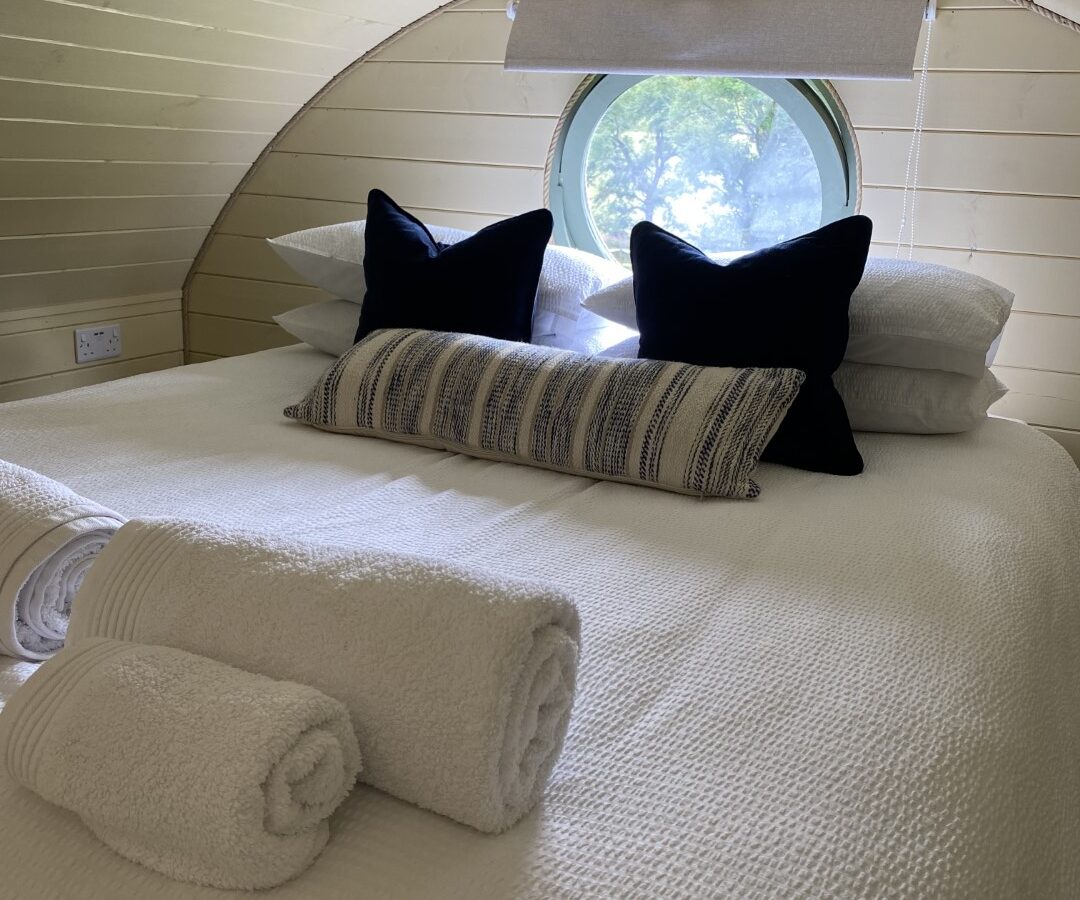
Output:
[[285, 329, 805, 499]]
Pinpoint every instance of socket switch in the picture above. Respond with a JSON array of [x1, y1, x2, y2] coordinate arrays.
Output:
[[75, 324, 122, 365]]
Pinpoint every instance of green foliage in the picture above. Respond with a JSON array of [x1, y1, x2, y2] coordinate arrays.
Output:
[[585, 77, 822, 265]]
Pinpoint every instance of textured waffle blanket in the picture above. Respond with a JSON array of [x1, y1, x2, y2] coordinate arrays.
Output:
[[0, 345, 1078, 899], [0, 460, 125, 660], [0, 638, 360, 890], [68, 517, 581, 834]]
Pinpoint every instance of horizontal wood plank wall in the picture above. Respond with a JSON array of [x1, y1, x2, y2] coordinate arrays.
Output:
[[0, 295, 183, 402], [0, 0, 445, 400], [187, 0, 580, 359], [186, 0, 1080, 462]]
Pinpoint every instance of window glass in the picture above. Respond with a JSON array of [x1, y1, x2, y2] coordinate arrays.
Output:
[[552, 75, 856, 267]]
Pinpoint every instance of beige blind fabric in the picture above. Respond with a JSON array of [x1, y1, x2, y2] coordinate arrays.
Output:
[[505, 0, 928, 80]]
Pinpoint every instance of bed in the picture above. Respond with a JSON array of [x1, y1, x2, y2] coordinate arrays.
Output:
[[1, 345, 1078, 899]]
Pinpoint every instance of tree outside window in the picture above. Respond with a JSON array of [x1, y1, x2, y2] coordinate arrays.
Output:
[[583, 76, 824, 266]]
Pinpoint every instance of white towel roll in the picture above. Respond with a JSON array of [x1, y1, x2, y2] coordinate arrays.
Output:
[[0, 638, 361, 890], [67, 518, 581, 833], [0, 460, 125, 660]]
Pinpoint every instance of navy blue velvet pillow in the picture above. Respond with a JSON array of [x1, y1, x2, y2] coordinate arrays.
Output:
[[631, 216, 873, 476], [354, 190, 553, 344]]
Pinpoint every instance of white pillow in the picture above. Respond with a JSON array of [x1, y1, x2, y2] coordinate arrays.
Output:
[[846, 258, 1014, 376], [601, 336, 1007, 434], [533, 308, 638, 355], [581, 259, 1014, 376], [581, 276, 635, 329], [268, 220, 626, 338], [834, 362, 1007, 434], [274, 299, 358, 357], [535, 243, 628, 335], [268, 221, 369, 303], [597, 334, 641, 359]]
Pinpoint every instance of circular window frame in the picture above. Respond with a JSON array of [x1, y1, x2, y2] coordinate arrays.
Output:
[[545, 75, 862, 258]]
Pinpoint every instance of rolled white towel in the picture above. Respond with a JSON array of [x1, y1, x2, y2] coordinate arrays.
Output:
[[0, 460, 125, 660], [0, 637, 361, 890], [67, 518, 581, 833]]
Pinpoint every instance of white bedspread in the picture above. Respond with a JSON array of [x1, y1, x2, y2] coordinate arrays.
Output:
[[1, 345, 1078, 900]]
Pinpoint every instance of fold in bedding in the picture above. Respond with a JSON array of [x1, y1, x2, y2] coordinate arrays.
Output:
[[0, 638, 361, 890], [0, 460, 125, 660], [67, 518, 581, 833]]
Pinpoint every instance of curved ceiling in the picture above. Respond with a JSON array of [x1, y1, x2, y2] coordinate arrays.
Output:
[[0, 0, 445, 315]]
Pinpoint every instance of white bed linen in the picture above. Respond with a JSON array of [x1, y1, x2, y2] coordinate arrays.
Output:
[[1, 345, 1078, 900]]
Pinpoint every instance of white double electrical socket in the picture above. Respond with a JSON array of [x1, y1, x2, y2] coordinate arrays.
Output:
[[75, 324, 122, 364]]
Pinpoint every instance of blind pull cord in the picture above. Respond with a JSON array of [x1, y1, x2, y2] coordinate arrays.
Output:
[[896, 5, 935, 259]]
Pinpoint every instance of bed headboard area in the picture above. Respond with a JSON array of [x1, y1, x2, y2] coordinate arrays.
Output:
[[0, 0, 1077, 462]]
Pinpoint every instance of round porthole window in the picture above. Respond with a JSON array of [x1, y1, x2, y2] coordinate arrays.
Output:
[[549, 75, 859, 267]]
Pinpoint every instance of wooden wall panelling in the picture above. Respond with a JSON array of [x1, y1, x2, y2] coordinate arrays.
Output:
[[993, 313, 1080, 374], [218, 195, 501, 239], [186, 313, 299, 357], [0, 3, 362, 76], [0, 121, 270, 164], [185, 4, 560, 358], [187, 274, 332, 323], [63, 0, 402, 49], [0, 197, 227, 239], [0, 36, 326, 104], [278, 108, 555, 167], [245, 154, 544, 213], [0, 295, 184, 401], [992, 368, 1080, 431], [0, 228, 208, 277], [0, 311, 181, 383], [198, 234, 313, 286], [861, 189, 1080, 259], [857, 131, 1080, 197], [374, 10, 512, 63], [834, 73, 1080, 134], [324, 61, 582, 115], [0, 80, 291, 133], [0, 262, 193, 308], [0, 0, 446, 397], [912, 6, 1080, 70], [0, 161, 249, 198]]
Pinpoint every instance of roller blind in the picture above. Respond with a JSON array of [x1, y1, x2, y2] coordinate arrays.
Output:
[[505, 0, 929, 80]]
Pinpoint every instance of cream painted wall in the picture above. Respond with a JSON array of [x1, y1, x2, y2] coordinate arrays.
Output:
[[0, 0, 445, 398], [187, 0, 1080, 461]]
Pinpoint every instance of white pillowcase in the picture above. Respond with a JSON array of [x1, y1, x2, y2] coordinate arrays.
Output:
[[599, 336, 1007, 434], [274, 300, 358, 357], [268, 220, 626, 338], [846, 258, 1014, 376], [581, 276, 635, 330], [276, 300, 639, 361], [581, 258, 1015, 375], [268, 221, 368, 303], [834, 362, 1008, 434], [597, 334, 641, 359], [535, 243, 628, 335]]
